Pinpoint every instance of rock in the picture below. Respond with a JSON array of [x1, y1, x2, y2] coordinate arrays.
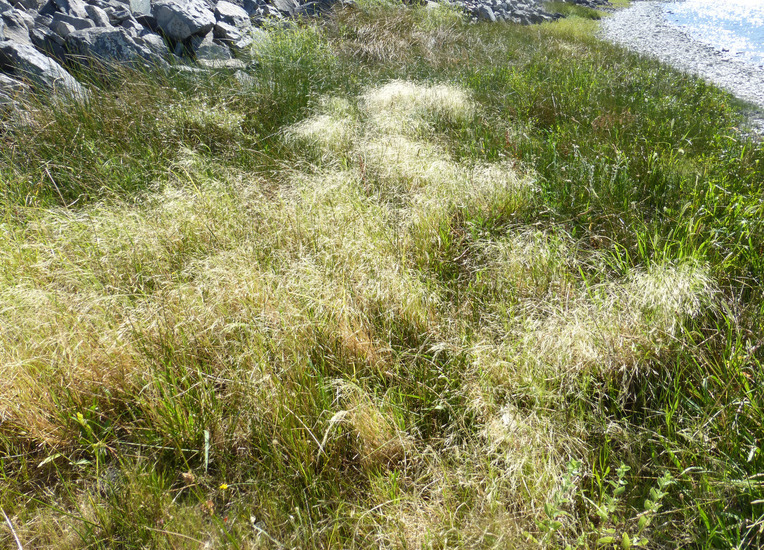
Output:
[[0, 0, 13, 13], [103, 5, 132, 24], [2, 8, 34, 45], [0, 73, 30, 108], [51, 12, 95, 37], [233, 68, 253, 86], [213, 1, 253, 48], [129, 0, 150, 16], [294, 0, 338, 17], [66, 26, 166, 65], [215, 1, 250, 28], [13, 0, 46, 8], [0, 18, 4, 41], [134, 31, 167, 57], [121, 16, 143, 37], [85, 4, 113, 27], [477, 5, 495, 21], [0, 41, 84, 97], [272, 0, 297, 16], [53, 0, 90, 19], [30, 21, 67, 61], [192, 32, 230, 57], [153, 0, 215, 41]]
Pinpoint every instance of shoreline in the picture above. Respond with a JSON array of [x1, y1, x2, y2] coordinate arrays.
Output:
[[600, 1, 764, 135]]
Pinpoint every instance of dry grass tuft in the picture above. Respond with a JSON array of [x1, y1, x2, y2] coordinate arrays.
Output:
[[361, 80, 475, 135]]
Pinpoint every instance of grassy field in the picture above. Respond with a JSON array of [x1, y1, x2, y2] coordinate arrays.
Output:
[[1, 1, 763, 547]]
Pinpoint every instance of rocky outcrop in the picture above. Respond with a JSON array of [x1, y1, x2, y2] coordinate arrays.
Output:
[[154, 0, 215, 41], [0, 40, 83, 95], [66, 25, 165, 65]]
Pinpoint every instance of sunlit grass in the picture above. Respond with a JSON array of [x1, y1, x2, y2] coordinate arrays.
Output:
[[0, 1, 762, 548]]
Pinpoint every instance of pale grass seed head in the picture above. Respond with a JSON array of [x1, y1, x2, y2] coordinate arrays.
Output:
[[514, 261, 716, 381], [361, 80, 475, 135], [474, 229, 575, 305], [481, 403, 586, 510], [285, 114, 356, 157], [628, 261, 716, 334], [358, 135, 456, 197], [333, 380, 413, 471]]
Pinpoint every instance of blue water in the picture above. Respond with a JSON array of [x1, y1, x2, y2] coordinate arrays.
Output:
[[662, 0, 764, 66]]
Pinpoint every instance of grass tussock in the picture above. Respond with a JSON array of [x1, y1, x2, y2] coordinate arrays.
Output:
[[1, 1, 763, 548]]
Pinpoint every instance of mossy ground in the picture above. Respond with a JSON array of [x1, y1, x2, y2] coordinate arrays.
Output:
[[1, 2, 763, 548]]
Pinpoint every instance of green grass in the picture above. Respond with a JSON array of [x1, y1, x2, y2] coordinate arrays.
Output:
[[1, 1, 763, 548]]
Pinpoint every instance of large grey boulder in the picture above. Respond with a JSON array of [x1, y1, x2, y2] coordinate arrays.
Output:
[[215, 1, 250, 28], [101, 4, 131, 24], [51, 12, 95, 37], [129, 0, 150, 15], [271, 0, 297, 16], [294, 0, 339, 17], [120, 16, 144, 37], [477, 5, 495, 21], [153, 0, 215, 41], [0, 0, 13, 13], [10, 0, 45, 9], [134, 31, 167, 57], [85, 4, 113, 27], [0, 41, 84, 97], [2, 8, 34, 45], [66, 26, 165, 65], [53, 0, 90, 18], [213, 1, 252, 49], [30, 21, 67, 61]]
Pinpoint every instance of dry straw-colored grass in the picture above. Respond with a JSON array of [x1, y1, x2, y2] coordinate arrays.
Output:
[[0, 76, 722, 547]]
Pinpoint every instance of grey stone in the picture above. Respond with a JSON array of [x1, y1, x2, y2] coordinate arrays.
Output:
[[0, 0, 13, 13], [129, 0, 149, 15], [30, 22, 67, 60], [85, 4, 113, 27], [120, 16, 143, 37], [0, 73, 29, 103], [213, 1, 252, 47], [134, 31, 167, 57], [198, 57, 244, 69], [17, 0, 45, 6], [153, 0, 215, 41], [51, 12, 94, 37], [53, 0, 89, 18], [103, 5, 132, 24], [0, 19, 4, 41], [215, 1, 250, 27], [213, 21, 252, 49], [1, 8, 34, 45], [0, 41, 84, 97], [477, 5, 495, 22], [0, 73, 30, 108], [294, 0, 337, 17], [193, 32, 231, 59], [272, 0, 296, 16], [66, 26, 165, 65], [233, 69, 254, 86]]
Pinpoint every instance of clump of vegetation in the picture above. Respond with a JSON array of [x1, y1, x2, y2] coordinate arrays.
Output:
[[1, 1, 762, 548]]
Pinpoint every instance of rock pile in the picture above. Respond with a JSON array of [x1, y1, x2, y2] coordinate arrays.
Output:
[[457, 0, 558, 25], [0, 0, 277, 102], [0, 0, 610, 106]]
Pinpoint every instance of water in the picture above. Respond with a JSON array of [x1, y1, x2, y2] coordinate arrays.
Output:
[[662, 0, 764, 66]]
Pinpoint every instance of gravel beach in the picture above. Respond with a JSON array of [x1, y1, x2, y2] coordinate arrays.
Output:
[[601, 1, 764, 132]]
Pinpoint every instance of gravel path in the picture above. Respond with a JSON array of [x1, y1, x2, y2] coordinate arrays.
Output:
[[600, 1, 764, 132]]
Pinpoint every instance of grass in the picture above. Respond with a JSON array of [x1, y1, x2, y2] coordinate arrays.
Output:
[[1, 0, 763, 547]]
